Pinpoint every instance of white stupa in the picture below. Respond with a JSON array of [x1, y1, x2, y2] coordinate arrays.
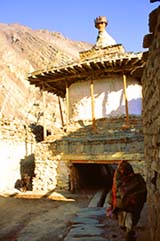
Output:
[[94, 16, 116, 48]]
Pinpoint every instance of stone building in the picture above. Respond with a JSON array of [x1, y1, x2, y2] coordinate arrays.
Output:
[[142, 2, 160, 241], [28, 16, 146, 192]]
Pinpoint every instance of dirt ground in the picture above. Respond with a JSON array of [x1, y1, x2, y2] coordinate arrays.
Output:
[[0, 190, 94, 241], [0, 190, 150, 241]]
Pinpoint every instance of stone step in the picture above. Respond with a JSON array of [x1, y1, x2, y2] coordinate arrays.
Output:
[[66, 117, 143, 134], [64, 191, 148, 241], [63, 134, 144, 142], [64, 207, 125, 241]]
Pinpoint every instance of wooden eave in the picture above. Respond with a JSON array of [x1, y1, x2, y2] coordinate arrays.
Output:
[[28, 53, 145, 98]]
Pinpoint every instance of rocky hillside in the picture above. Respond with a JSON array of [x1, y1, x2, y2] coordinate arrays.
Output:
[[0, 23, 92, 127]]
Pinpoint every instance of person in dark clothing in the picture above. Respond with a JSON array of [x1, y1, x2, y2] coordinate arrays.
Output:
[[106, 160, 147, 241]]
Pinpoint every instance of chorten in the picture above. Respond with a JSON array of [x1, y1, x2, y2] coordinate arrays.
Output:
[[79, 16, 125, 61], [94, 16, 116, 48], [27, 15, 145, 192]]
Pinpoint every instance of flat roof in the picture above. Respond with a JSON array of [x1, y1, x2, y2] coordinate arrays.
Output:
[[28, 47, 146, 98]]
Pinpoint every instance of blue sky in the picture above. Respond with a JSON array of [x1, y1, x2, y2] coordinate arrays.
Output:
[[0, 0, 159, 52]]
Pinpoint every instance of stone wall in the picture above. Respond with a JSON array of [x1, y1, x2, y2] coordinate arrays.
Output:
[[32, 116, 145, 191], [142, 4, 160, 241], [32, 142, 70, 191], [0, 117, 36, 192], [79, 44, 125, 60]]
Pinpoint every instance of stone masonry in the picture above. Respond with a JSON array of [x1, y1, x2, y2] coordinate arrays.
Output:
[[142, 4, 160, 241], [32, 116, 145, 192]]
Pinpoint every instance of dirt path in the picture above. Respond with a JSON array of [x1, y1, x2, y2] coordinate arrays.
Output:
[[0, 190, 92, 241], [0, 190, 150, 241]]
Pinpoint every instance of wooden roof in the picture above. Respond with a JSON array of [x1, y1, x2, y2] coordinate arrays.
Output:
[[28, 49, 145, 98]]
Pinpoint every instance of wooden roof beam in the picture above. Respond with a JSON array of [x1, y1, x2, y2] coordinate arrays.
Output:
[[81, 62, 93, 71]]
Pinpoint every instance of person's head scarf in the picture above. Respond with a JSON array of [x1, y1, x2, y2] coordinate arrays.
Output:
[[112, 161, 134, 209]]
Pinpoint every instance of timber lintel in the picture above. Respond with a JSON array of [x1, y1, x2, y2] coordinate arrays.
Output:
[[60, 152, 144, 162]]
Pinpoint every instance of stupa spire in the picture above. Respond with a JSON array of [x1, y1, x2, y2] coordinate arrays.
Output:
[[94, 16, 116, 48]]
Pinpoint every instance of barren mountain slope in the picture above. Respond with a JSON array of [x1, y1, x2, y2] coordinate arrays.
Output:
[[0, 23, 92, 124]]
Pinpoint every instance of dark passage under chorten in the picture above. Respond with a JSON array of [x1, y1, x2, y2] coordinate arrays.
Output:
[[70, 163, 115, 192]]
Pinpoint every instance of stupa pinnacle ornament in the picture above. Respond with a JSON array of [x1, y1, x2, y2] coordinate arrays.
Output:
[[94, 16, 116, 48]]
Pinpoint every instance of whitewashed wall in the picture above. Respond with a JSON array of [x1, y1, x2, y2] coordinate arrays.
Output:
[[69, 76, 142, 121], [0, 140, 35, 192]]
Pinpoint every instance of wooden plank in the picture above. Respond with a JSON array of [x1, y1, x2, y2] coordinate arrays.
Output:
[[61, 153, 144, 161], [88, 189, 105, 207], [103, 191, 112, 208], [58, 96, 64, 128], [71, 160, 120, 164]]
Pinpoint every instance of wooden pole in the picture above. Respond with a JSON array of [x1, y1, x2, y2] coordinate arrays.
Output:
[[58, 96, 64, 128], [123, 74, 129, 125], [66, 82, 69, 131], [70, 164, 75, 193], [24, 125, 28, 157], [90, 79, 96, 131], [42, 87, 47, 139]]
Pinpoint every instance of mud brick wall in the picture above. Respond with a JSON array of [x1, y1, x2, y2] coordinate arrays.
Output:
[[142, 5, 160, 241]]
